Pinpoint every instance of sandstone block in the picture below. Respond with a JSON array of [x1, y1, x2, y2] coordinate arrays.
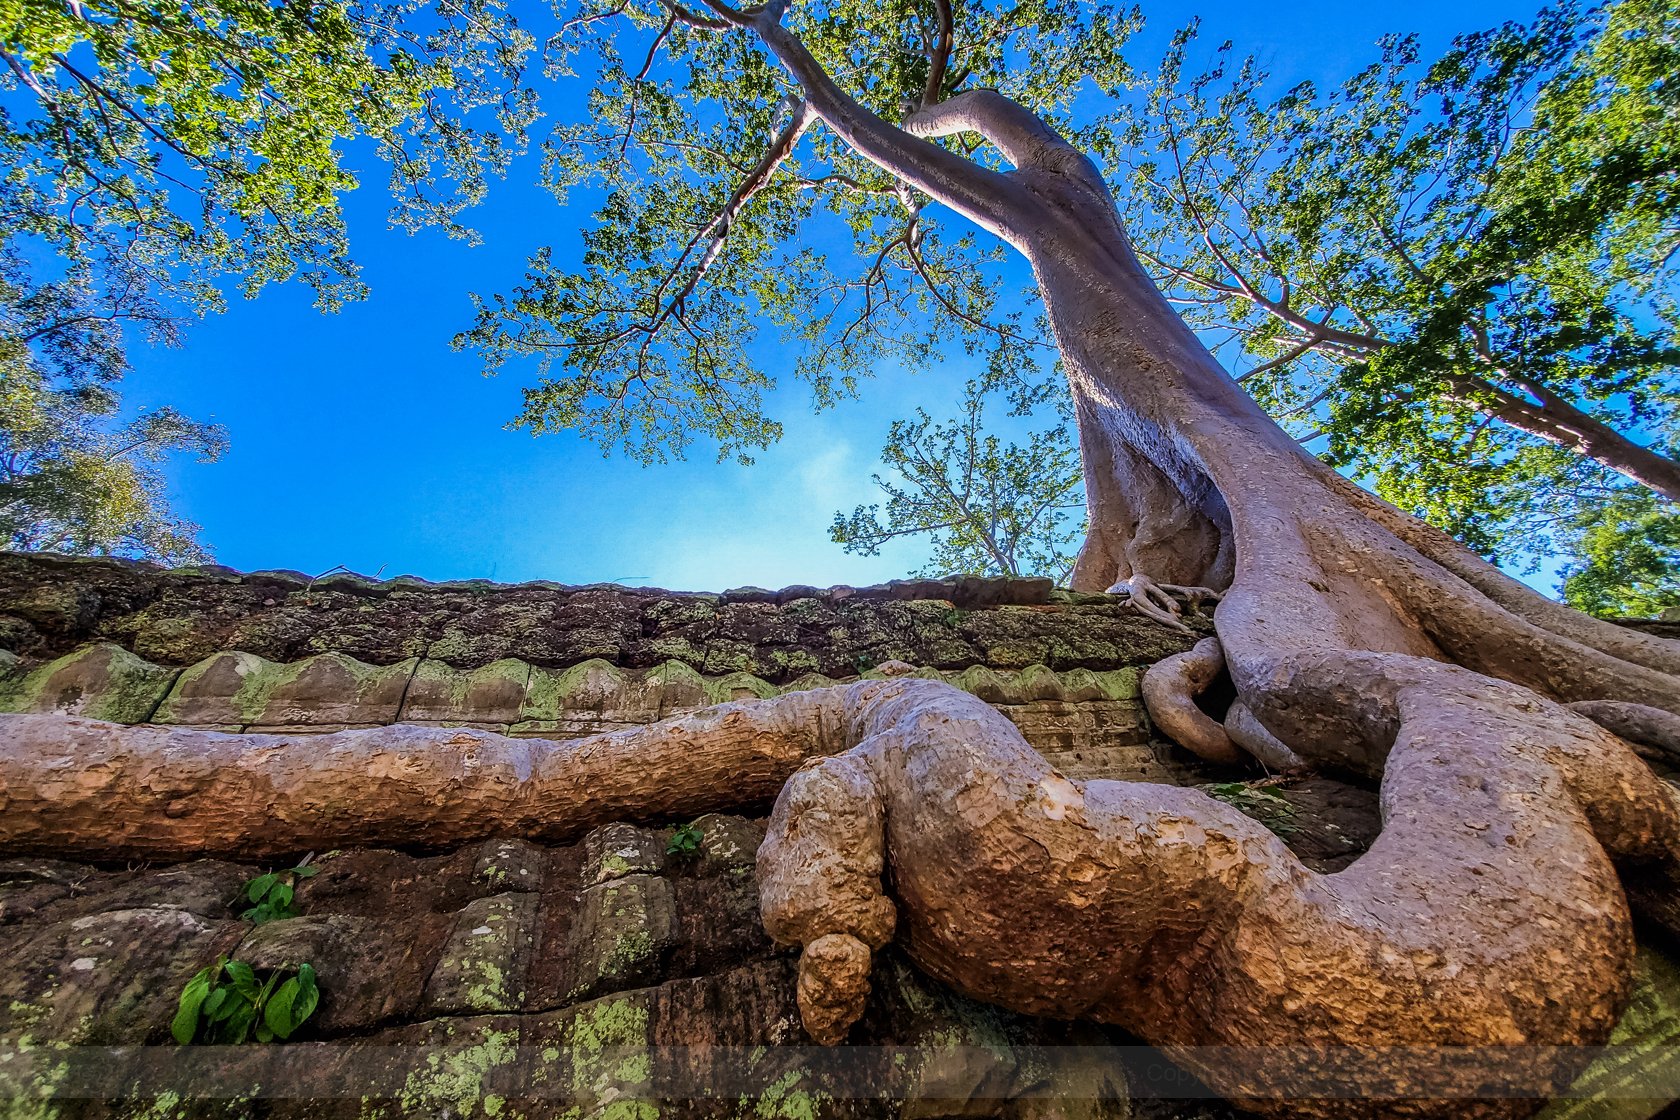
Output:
[[423, 892, 540, 1016], [151, 650, 276, 726], [0, 908, 243, 1045], [239, 911, 452, 1032], [399, 657, 533, 725], [473, 838, 547, 894], [581, 823, 665, 886], [0, 643, 179, 724], [566, 873, 677, 1001]]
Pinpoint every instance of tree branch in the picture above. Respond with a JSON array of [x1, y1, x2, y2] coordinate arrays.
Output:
[[921, 0, 954, 108], [750, 7, 1028, 240]]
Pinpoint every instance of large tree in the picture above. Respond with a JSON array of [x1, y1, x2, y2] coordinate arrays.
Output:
[[9, 0, 1680, 1114], [452, 0, 1680, 1112]]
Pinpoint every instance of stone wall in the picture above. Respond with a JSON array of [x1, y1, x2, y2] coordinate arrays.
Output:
[[0, 552, 1208, 675], [4, 814, 1677, 1119], [0, 552, 1220, 785]]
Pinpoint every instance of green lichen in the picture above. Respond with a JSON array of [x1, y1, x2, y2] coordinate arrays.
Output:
[[564, 997, 657, 1120], [0, 643, 181, 724], [524, 659, 627, 720], [744, 1069, 828, 1120], [398, 1027, 520, 1118], [463, 960, 508, 1012]]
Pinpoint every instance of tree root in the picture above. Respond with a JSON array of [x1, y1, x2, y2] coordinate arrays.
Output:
[[1142, 637, 1305, 770], [1140, 637, 1245, 763], [6, 668, 1679, 1118], [753, 674, 1680, 1119], [1108, 572, 1223, 633], [0, 699, 855, 859], [1569, 700, 1680, 762]]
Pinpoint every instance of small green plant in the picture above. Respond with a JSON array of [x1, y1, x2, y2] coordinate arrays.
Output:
[[238, 864, 317, 924], [1202, 782, 1300, 837], [172, 956, 319, 1044], [667, 823, 705, 858]]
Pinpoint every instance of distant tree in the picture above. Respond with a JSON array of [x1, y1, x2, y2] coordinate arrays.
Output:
[[830, 380, 1084, 581], [1559, 492, 1680, 617], [0, 258, 225, 563]]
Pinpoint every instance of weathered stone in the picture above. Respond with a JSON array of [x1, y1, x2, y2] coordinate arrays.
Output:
[[238, 911, 452, 1032], [0, 908, 243, 1045], [689, 813, 766, 876], [0, 642, 180, 723], [296, 848, 487, 919], [423, 892, 540, 1016], [244, 652, 419, 730], [566, 873, 678, 1001], [0, 552, 1201, 681], [473, 838, 547, 894], [581, 823, 665, 885], [151, 649, 279, 727], [398, 657, 533, 727], [708, 669, 778, 703], [517, 658, 654, 737], [93, 859, 251, 919]]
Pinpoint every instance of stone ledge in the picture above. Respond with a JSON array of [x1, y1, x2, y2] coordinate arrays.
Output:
[[0, 551, 1210, 677]]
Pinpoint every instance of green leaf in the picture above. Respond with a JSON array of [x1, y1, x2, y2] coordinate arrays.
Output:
[[290, 866, 318, 879], [255, 1022, 274, 1044], [265, 979, 299, 1040], [220, 999, 257, 1045], [270, 883, 293, 911], [202, 987, 229, 1022], [292, 963, 320, 1029], [170, 969, 215, 1046], [245, 873, 279, 904], [225, 960, 258, 998]]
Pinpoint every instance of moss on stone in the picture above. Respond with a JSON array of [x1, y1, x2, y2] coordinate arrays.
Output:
[[0, 643, 180, 724]]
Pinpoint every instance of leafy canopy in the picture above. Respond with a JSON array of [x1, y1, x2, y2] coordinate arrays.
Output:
[[456, 0, 1137, 464], [1, 0, 537, 560], [2, 0, 536, 312], [1099, 0, 1680, 600]]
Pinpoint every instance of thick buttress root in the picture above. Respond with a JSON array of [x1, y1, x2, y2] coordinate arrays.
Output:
[[755, 676, 1680, 1119], [1142, 637, 1304, 770], [0, 695, 857, 859]]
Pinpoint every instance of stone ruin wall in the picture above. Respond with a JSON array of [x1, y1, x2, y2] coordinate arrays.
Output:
[[0, 551, 1221, 785], [2, 551, 1678, 1120]]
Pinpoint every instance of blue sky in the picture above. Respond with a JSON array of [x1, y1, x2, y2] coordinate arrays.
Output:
[[123, 0, 1546, 592]]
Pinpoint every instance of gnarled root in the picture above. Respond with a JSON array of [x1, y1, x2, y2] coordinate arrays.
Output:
[[1142, 636, 1304, 769], [1140, 637, 1245, 763], [1108, 572, 1223, 633], [0, 695, 860, 859], [1569, 700, 1680, 762], [796, 933, 874, 1045], [1225, 700, 1307, 770], [754, 674, 1680, 1118]]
